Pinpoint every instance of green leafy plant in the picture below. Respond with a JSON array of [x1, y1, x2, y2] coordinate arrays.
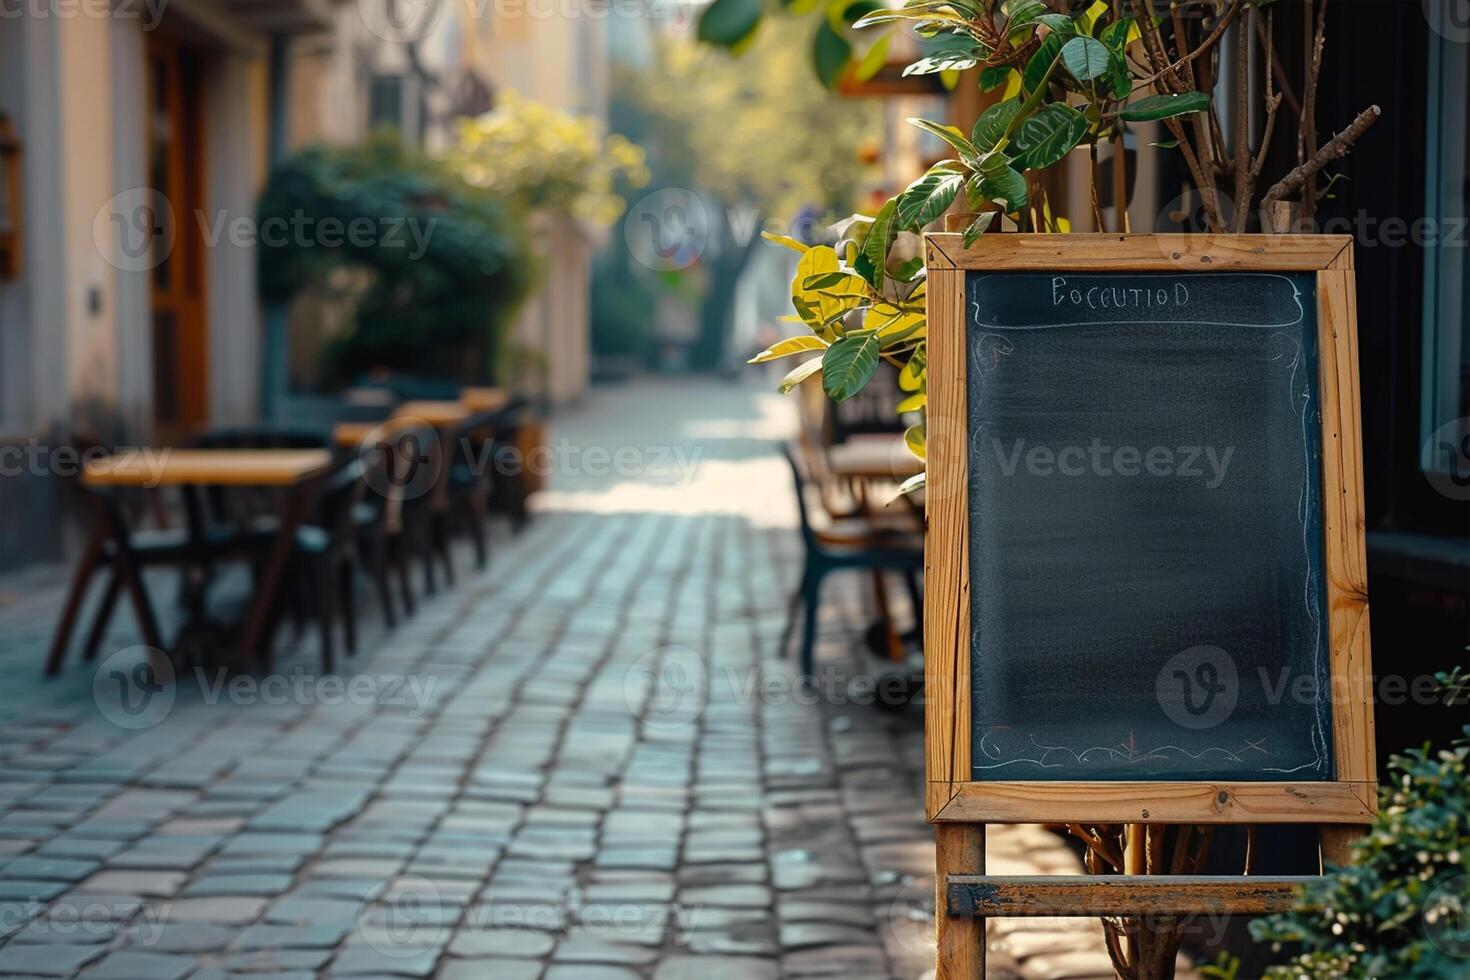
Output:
[[1252, 721, 1470, 979], [753, 0, 1379, 499], [441, 89, 649, 226], [258, 137, 536, 388]]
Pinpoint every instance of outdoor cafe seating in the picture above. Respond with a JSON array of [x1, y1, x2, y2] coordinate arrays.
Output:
[[43, 387, 531, 678]]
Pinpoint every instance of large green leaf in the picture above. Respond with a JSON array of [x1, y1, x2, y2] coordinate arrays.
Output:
[[971, 98, 1022, 151], [1022, 33, 1063, 93], [1003, 0, 1047, 30], [1060, 35, 1110, 80], [822, 332, 882, 401], [895, 167, 963, 229], [978, 64, 1014, 91], [812, 21, 853, 87], [1120, 91, 1213, 121], [697, 0, 762, 47], [1036, 12, 1075, 36], [973, 153, 1028, 212], [960, 211, 996, 246], [1009, 102, 1088, 171], [861, 197, 898, 288]]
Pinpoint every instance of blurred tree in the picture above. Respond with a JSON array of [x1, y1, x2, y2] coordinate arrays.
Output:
[[615, 29, 884, 368]]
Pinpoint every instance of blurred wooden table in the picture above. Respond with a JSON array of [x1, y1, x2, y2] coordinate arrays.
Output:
[[49, 449, 332, 673], [826, 436, 924, 480]]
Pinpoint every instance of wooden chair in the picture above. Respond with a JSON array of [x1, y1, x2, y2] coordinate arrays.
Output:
[[288, 456, 369, 672], [444, 409, 503, 570], [779, 444, 924, 681]]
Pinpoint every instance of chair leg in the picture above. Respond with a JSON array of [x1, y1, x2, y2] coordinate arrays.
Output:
[[338, 558, 357, 657], [465, 499, 487, 570], [367, 529, 396, 628], [799, 568, 824, 683], [778, 566, 809, 659], [392, 534, 416, 616], [45, 516, 107, 676], [903, 569, 924, 632], [82, 569, 124, 662], [434, 512, 454, 586], [313, 558, 335, 673], [417, 514, 437, 596]]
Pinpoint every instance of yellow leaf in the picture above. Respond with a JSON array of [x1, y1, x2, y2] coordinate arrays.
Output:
[[762, 231, 810, 254], [749, 335, 827, 363], [855, 34, 890, 83], [1079, 0, 1108, 34], [793, 246, 866, 340], [899, 357, 924, 391], [778, 357, 824, 393], [904, 423, 926, 460], [897, 391, 926, 413], [1002, 69, 1023, 101]]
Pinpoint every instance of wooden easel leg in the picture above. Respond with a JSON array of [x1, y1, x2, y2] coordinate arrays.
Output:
[[1319, 825, 1364, 869], [936, 824, 985, 980]]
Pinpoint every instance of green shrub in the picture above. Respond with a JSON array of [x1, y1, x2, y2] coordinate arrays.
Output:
[[1252, 705, 1470, 979], [257, 136, 536, 388]]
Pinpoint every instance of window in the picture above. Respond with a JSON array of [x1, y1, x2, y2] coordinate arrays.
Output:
[[1421, 18, 1469, 478]]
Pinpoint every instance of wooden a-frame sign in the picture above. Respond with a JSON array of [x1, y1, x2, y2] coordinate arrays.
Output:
[[921, 234, 1377, 979]]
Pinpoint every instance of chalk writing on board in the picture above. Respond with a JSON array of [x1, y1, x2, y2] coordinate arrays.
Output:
[[967, 271, 1333, 782]]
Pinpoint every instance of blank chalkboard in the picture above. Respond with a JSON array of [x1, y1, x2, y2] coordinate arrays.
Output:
[[967, 271, 1334, 782]]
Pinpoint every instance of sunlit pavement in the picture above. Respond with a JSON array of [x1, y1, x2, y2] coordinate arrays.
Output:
[[0, 377, 1165, 979]]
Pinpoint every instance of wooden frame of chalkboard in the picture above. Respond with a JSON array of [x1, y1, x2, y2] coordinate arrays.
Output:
[[922, 234, 1375, 978]]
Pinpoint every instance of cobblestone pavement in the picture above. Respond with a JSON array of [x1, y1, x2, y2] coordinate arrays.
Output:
[[0, 378, 1175, 979]]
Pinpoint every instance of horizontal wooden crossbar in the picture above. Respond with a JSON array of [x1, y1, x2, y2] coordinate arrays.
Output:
[[947, 875, 1314, 917], [933, 780, 1376, 824]]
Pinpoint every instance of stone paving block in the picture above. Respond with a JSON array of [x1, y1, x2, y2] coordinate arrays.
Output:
[[439, 959, 543, 980], [446, 927, 554, 958], [324, 945, 444, 977], [652, 955, 779, 980], [157, 896, 269, 924], [76, 950, 196, 980]]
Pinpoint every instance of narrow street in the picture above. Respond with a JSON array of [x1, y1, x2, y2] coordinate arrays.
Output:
[[0, 379, 1153, 979]]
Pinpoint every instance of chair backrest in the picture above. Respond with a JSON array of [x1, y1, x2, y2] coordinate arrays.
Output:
[[448, 410, 502, 486], [782, 444, 821, 550], [190, 428, 328, 450], [314, 456, 368, 545]]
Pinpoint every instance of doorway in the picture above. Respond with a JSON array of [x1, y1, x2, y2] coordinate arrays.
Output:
[[145, 33, 207, 436]]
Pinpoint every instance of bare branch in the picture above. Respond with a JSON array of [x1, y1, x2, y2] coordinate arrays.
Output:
[[1262, 103, 1381, 208], [1231, 6, 1251, 230]]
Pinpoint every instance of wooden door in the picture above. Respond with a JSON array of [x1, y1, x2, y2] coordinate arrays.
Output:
[[146, 34, 207, 436]]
